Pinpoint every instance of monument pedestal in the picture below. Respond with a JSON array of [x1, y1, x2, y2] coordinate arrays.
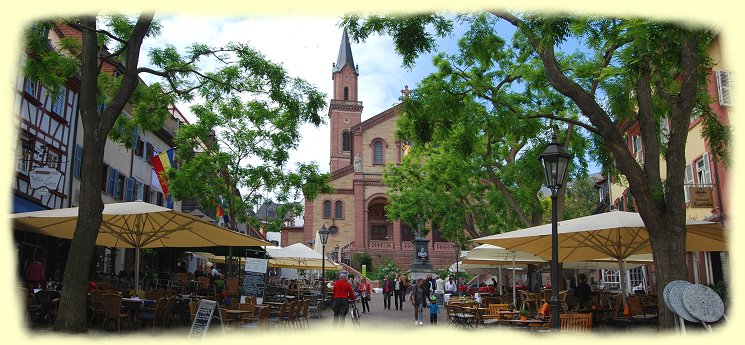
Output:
[[409, 238, 435, 280]]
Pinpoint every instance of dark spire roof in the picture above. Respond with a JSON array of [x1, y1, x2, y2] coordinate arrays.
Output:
[[333, 28, 357, 74]]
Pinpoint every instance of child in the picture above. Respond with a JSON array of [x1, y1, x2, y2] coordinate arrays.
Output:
[[428, 296, 441, 325]]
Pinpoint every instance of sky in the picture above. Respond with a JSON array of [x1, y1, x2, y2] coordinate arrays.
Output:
[[139, 15, 461, 177]]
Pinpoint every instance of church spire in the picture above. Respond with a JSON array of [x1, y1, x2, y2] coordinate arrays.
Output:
[[333, 28, 358, 74]]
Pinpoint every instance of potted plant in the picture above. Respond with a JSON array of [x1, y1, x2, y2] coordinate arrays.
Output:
[[519, 308, 529, 321]]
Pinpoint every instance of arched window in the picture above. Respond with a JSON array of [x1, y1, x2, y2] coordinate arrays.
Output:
[[343, 87, 349, 101], [335, 200, 343, 219], [373, 140, 384, 164], [323, 200, 332, 218], [342, 131, 351, 152]]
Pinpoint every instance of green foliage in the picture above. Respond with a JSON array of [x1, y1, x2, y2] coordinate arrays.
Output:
[[325, 270, 338, 281], [707, 281, 727, 305], [351, 252, 372, 272], [370, 258, 402, 281]]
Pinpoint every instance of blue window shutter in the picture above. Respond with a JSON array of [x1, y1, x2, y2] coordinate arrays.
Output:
[[107, 168, 117, 195], [125, 177, 134, 202], [74, 145, 83, 178]]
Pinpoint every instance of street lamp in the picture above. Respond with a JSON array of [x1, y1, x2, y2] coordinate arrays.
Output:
[[539, 134, 572, 330], [318, 224, 330, 318]]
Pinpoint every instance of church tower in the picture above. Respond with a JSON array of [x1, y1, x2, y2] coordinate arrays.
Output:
[[329, 28, 363, 172]]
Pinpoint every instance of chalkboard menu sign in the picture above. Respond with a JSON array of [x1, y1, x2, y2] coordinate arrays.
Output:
[[242, 257, 268, 298], [188, 300, 223, 338]]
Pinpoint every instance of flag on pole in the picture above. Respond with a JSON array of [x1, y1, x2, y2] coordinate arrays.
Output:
[[150, 149, 175, 199], [216, 204, 225, 221]]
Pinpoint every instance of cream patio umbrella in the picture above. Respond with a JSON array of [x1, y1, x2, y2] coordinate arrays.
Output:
[[266, 243, 340, 270], [12, 201, 271, 289], [475, 211, 726, 300]]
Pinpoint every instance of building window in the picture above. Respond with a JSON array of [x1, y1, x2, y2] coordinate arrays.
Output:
[[51, 90, 65, 115], [631, 135, 643, 163], [401, 223, 415, 241], [716, 70, 732, 106], [101, 163, 109, 192], [628, 266, 646, 292], [134, 180, 143, 201], [323, 200, 332, 218], [157, 192, 164, 206], [124, 177, 134, 202], [370, 224, 388, 241], [342, 131, 351, 152], [46, 149, 60, 170], [145, 142, 154, 161], [143, 184, 151, 202], [335, 200, 343, 219], [684, 164, 694, 203], [106, 167, 117, 196], [343, 87, 349, 101], [696, 153, 712, 186], [16, 136, 33, 174], [24, 78, 38, 98], [373, 140, 383, 165], [73, 145, 83, 178], [135, 138, 144, 158], [601, 269, 621, 291]]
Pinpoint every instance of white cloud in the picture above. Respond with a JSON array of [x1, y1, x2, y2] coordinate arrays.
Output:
[[141, 15, 441, 179]]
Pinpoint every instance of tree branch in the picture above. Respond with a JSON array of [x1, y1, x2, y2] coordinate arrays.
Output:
[[521, 113, 602, 136]]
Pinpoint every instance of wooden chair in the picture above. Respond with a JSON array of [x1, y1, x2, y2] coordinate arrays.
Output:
[[162, 297, 176, 327], [627, 295, 658, 325], [176, 273, 188, 294], [298, 299, 310, 328], [606, 294, 631, 328], [89, 290, 107, 327], [281, 300, 297, 329], [267, 302, 286, 330], [136, 297, 167, 328], [242, 305, 271, 330], [237, 303, 256, 324], [559, 290, 570, 313], [560, 313, 593, 333], [102, 293, 129, 332], [189, 300, 199, 323]]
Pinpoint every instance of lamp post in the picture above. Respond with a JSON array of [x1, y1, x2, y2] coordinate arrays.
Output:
[[318, 224, 330, 318], [538, 134, 572, 330]]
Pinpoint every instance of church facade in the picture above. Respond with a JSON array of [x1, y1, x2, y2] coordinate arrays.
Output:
[[302, 30, 457, 270]]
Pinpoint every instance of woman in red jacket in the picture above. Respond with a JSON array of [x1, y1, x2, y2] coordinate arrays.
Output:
[[358, 277, 371, 313]]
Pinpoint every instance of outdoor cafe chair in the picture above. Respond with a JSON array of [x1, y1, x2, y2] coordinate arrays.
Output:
[[306, 295, 321, 318], [281, 300, 297, 329], [89, 290, 106, 327], [102, 293, 130, 332], [606, 294, 631, 329], [237, 303, 256, 324], [267, 302, 287, 330], [560, 313, 593, 333], [144, 290, 161, 301], [627, 295, 658, 325], [136, 297, 167, 328], [241, 305, 270, 330], [298, 299, 310, 328], [188, 299, 199, 323]]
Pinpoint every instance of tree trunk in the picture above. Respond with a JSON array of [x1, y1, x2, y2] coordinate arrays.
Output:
[[53, 126, 106, 333]]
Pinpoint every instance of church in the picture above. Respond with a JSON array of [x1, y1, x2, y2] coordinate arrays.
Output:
[[301, 30, 458, 270]]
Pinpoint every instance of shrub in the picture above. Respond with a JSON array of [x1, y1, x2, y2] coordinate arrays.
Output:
[[352, 252, 373, 272]]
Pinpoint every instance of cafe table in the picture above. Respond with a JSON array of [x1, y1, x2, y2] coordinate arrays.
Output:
[[225, 309, 253, 323], [576, 308, 613, 325], [501, 318, 551, 330]]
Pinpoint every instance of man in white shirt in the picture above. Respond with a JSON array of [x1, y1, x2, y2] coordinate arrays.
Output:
[[435, 275, 446, 293], [445, 277, 457, 294], [393, 274, 404, 310]]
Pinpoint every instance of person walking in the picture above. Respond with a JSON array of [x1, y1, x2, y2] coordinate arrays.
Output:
[[382, 276, 394, 310], [410, 279, 427, 326], [445, 277, 456, 295], [332, 273, 356, 328], [358, 277, 372, 313], [393, 274, 404, 310], [400, 275, 410, 310], [428, 296, 441, 325]]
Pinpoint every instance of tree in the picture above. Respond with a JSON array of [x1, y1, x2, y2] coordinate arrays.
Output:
[[383, 14, 591, 243], [343, 13, 728, 330], [169, 67, 332, 237], [22, 15, 327, 333]]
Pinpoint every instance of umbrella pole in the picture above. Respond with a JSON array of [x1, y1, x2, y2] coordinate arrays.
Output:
[[135, 246, 141, 291], [618, 258, 627, 307], [512, 250, 517, 307], [498, 267, 503, 295]]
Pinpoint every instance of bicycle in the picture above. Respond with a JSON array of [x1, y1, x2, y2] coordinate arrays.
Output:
[[349, 296, 361, 328]]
